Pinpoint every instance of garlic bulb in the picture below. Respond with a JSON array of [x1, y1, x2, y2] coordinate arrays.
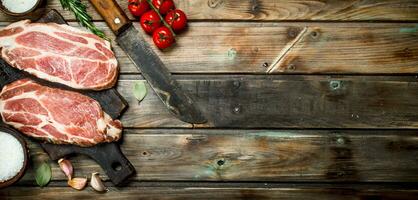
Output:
[[90, 172, 107, 192]]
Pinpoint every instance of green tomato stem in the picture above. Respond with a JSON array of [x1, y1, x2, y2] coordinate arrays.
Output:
[[146, 0, 176, 37]]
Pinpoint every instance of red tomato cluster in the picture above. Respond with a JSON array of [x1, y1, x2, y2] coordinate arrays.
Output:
[[128, 0, 188, 49]]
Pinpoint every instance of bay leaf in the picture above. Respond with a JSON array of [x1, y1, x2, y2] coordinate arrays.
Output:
[[35, 162, 51, 187], [133, 81, 147, 102]]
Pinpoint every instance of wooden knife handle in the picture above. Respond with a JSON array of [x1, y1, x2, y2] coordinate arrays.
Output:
[[89, 0, 131, 35]]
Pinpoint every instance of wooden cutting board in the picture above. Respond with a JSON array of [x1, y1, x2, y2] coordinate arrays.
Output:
[[0, 10, 135, 186]]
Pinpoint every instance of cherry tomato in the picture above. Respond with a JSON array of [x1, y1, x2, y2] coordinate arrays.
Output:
[[152, 0, 175, 15], [140, 10, 162, 34], [165, 9, 187, 33], [152, 26, 174, 49], [128, 0, 150, 17]]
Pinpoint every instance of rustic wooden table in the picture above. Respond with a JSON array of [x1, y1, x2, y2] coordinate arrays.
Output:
[[1, 0, 418, 199]]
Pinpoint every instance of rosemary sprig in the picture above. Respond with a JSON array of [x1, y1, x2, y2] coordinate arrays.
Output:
[[59, 0, 109, 40]]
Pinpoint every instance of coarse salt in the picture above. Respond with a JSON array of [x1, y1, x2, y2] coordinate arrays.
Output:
[[1, 0, 37, 14], [0, 131, 25, 182]]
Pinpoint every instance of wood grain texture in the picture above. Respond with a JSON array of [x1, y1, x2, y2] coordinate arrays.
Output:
[[1, 0, 418, 22], [122, 22, 418, 74], [115, 76, 418, 128], [122, 22, 417, 74], [17, 129, 418, 182], [2, 185, 418, 200], [2, 22, 415, 75]]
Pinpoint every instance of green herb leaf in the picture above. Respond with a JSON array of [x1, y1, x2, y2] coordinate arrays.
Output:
[[59, 0, 109, 40], [133, 81, 147, 102], [35, 162, 52, 187]]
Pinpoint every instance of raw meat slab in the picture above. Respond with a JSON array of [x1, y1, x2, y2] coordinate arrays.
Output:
[[0, 10, 134, 186]]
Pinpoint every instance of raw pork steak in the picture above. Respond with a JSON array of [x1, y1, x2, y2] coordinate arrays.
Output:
[[0, 20, 118, 90], [0, 79, 122, 147]]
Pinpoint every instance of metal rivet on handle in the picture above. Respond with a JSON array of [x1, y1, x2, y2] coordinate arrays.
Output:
[[114, 17, 121, 24]]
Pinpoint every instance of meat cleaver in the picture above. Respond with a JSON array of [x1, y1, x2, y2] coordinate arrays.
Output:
[[89, 0, 206, 124]]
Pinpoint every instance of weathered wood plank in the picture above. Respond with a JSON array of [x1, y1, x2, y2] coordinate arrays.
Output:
[[91, 22, 418, 75], [0, 22, 417, 74], [1, 0, 418, 22], [115, 76, 418, 128], [18, 129, 418, 182], [2, 185, 418, 200]]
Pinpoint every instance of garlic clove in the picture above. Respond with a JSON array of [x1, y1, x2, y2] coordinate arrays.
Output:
[[68, 177, 88, 190], [90, 172, 107, 192], [58, 158, 73, 180]]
